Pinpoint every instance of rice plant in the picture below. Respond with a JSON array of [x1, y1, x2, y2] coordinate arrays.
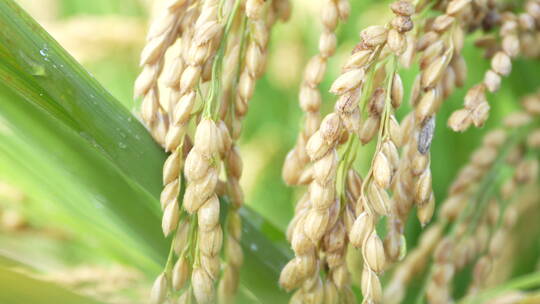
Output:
[[0, 0, 540, 303]]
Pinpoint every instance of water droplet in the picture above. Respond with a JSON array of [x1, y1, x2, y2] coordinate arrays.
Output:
[[79, 132, 106, 153], [127, 117, 132, 122], [135, 135, 141, 140], [119, 142, 127, 149], [250, 243, 258, 251], [39, 49, 48, 57], [20, 51, 47, 77]]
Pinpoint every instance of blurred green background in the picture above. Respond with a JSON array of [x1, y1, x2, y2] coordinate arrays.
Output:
[[1, 0, 540, 303]]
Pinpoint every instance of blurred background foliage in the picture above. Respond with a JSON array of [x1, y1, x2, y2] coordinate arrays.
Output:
[[0, 0, 539, 303]]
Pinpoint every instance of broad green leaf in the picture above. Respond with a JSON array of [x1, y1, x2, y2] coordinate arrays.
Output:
[[0, 0, 291, 301], [0, 76, 168, 272]]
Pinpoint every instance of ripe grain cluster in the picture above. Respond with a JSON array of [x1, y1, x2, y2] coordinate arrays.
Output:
[[137, 0, 289, 303], [136, 0, 540, 303]]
